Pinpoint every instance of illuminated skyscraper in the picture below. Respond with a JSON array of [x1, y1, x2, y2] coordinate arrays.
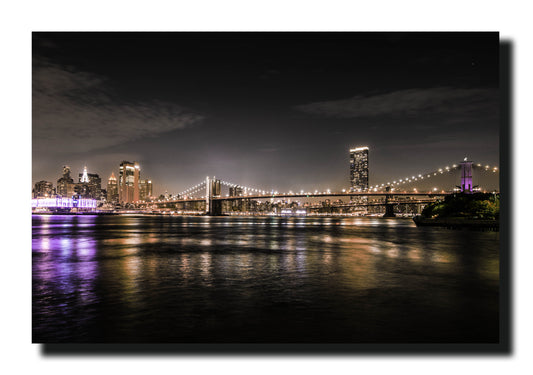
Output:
[[77, 166, 102, 199], [139, 179, 153, 201], [33, 180, 54, 198], [119, 161, 140, 204], [107, 172, 118, 203], [56, 166, 76, 198], [229, 186, 243, 197], [349, 146, 369, 191], [80, 166, 89, 183]]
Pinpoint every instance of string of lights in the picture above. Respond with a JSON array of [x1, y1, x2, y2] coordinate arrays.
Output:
[[368, 162, 499, 192], [175, 162, 499, 198], [179, 181, 206, 197]]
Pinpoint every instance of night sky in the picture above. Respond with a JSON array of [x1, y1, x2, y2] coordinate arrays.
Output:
[[32, 32, 500, 194]]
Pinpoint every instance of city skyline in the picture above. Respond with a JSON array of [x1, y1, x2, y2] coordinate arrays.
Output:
[[32, 32, 500, 194]]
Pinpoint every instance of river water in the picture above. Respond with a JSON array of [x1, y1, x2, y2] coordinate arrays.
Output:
[[32, 214, 499, 343]]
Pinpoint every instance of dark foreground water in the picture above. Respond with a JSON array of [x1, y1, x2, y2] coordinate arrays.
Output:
[[32, 214, 499, 343]]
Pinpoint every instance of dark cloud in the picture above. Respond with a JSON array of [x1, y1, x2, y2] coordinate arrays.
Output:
[[32, 58, 204, 154], [294, 87, 498, 120]]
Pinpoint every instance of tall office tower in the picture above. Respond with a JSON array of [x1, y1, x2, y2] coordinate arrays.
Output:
[[33, 180, 54, 198], [139, 179, 153, 201], [107, 172, 119, 203], [56, 165, 76, 197], [349, 146, 369, 191], [77, 166, 102, 199], [119, 161, 140, 204]]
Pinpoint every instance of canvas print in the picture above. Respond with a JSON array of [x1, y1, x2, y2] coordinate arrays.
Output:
[[32, 32, 501, 345]]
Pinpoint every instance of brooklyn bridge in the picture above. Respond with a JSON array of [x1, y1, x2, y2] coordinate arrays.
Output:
[[146, 159, 499, 216]]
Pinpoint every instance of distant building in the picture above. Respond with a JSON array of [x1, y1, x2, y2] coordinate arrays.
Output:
[[107, 172, 118, 203], [119, 161, 140, 204], [350, 146, 369, 191], [33, 180, 54, 198], [139, 179, 153, 201], [77, 166, 102, 199], [56, 166, 76, 198], [229, 186, 243, 197]]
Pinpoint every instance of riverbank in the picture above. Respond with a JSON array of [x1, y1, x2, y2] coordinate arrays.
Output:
[[413, 216, 499, 230]]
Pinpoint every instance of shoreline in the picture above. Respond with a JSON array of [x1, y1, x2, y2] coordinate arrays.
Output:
[[413, 216, 499, 230], [31, 211, 415, 218]]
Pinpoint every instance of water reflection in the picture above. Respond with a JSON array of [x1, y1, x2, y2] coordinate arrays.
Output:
[[32, 214, 499, 343]]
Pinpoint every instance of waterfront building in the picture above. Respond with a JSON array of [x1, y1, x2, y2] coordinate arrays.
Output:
[[56, 166, 76, 198], [139, 179, 153, 201], [349, 146, 369, 191], [107, 172, 118, 203], [119, 161, 140, 204], [33, 180, 54, 198]]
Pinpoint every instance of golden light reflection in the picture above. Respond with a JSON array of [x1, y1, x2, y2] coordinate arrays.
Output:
[[180, 254, 191, 278], [387, 248, 399, 258], [200, 239, 212, 246], [431, 251, 456, 264], [200, 252, 213, 285], [407, 248, 422, 262], [339, 244, 378, 290]]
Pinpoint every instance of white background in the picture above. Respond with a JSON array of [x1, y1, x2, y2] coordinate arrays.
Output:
[[1, 0, 531, 373]]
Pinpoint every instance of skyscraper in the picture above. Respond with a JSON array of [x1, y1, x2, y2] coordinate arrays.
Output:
[[33, 180, 54, 198], [119, 161, 140, 204], [77, 166, 102, 199], [56, 166, 76, 198], [107, 172, 118, 203], [350, 146, 369, 191], [139, 179, 153, 201]]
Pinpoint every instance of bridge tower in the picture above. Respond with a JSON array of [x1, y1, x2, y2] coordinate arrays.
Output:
[[460, 158, 473, 194], [205, 176, 222, 215], [383, 186, 396, 217]]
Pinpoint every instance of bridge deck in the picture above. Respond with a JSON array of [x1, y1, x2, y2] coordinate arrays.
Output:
[[155, 192, 450, 204]]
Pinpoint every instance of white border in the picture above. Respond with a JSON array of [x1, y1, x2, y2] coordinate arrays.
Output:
[[2, 1, 532, 374]]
